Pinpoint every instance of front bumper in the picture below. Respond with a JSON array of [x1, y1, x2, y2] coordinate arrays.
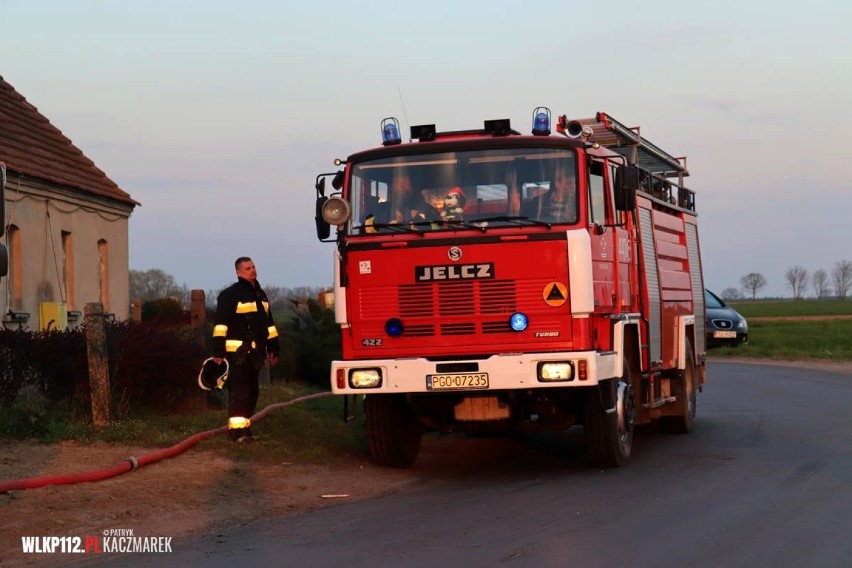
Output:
[[330, 350, 619, 394]]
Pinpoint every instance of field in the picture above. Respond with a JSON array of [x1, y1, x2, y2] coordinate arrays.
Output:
[[728, 299, 852, 318], [710, 299, 852, 360]]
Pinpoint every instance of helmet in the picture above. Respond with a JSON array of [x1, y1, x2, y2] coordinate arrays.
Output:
[[198, 358, 229, 391]]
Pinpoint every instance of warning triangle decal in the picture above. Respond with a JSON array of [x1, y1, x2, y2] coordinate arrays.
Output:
[[547, 285, 565, 301], [543, 282, 568, 306]]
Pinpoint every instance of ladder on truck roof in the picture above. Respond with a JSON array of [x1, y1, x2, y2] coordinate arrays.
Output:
[[569, 112, 689, 182]]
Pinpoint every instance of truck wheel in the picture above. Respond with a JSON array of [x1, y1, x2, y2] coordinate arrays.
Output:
[[662, 338, 697, 434], [584, 360, 635, 468], [365, 394, 423, 468]]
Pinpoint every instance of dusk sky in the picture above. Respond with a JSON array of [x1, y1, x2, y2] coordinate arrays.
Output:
[[2, 0, 850, 297]]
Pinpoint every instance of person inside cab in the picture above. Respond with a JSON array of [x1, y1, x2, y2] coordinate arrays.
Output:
[[370, 174, 439, 228], [521, 163, 578, 223]]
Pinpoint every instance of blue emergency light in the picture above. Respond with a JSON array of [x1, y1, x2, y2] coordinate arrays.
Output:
[[381, 118, 402, 146], [532, 107, 551, 136], [510, 312, 529, 331], [385, 317, 404, 337]]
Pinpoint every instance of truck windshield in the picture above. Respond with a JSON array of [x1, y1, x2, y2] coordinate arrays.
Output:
[[347, 148, 577, 234]]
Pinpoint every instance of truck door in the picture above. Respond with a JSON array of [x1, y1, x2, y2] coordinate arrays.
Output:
[[588, 160, 615, 312]]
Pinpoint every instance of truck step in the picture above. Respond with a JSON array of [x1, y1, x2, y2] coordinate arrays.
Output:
[[643, 396, 676, 410]]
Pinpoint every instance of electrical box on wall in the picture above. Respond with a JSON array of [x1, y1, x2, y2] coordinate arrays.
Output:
[[39, 302, 68, 331]]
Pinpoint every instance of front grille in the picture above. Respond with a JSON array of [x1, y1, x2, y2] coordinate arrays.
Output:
[[405, 324, 436, 337], [359, 278, 557, 339], [482, 321, 512, 334], [441, 323, 476, 335], [711, 319, 733, 330], [399, 285, 433, 317], [480, 280, 518, 314], [439, 282, 475, 316]]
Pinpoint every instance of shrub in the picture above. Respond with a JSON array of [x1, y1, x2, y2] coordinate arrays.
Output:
[[0, 328, 38, 408], [279, 298, 341, 387], [31, 328, 88, 405], [141, 297, 187, 324], [0, 321, 208, 425], [106, 321, 207, 415]]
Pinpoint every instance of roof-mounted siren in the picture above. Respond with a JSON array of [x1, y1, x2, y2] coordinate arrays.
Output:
[[484, 118, 512, 136], [381, 117, 402, 146], [532, 107, 551, 136], [565, 119, 593, 141], [411, 124, 437, 142]]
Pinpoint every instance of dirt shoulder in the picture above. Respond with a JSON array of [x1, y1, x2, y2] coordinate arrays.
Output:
[[746, 315, 852, 322], [0, 440, 416, 568], [2, 358, 850, 567]]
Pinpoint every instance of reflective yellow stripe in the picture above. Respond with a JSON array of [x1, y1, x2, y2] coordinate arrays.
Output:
[[228, 417, 251, 429], [267, 326, 279, 339], [225, 339, 243, 352], [213, 324, 228, 338], [262, 301, 269, 313], [236, 301, 257, 314]]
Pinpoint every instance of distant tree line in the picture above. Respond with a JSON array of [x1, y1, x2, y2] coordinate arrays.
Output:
[[129, 268, 329, 314], [721, 260, 852, 300], [128, 268, 338, 387]]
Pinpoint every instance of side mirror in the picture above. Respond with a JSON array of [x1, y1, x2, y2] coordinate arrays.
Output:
[[614, 165, 638, 212], [315, 196, 331, 241], [315, 177, 326, 196], [331, 171, 344, 190]]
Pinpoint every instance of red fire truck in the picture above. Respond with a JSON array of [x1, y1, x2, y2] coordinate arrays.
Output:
[[314, 108, 706, 468]]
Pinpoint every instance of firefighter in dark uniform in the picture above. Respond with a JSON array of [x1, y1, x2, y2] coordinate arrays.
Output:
[[212, 257, 279, 442]]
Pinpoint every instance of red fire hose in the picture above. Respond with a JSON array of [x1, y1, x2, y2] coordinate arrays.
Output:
[[0, 391, 333, 493]]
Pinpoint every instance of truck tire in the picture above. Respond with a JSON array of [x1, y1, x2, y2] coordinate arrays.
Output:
[[584, 360, 635, 468], [365, 394, 423, 468], [662, 337, 697, 434]]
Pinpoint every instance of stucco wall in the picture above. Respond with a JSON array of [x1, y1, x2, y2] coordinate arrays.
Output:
[[1, 174, 133, 329]]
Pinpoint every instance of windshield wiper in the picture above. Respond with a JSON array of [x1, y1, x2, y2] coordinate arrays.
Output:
[[468, 215, 553, 228], [353, 222, 424, 235]]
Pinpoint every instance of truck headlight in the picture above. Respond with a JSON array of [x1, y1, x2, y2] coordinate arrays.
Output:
[[537, 361, 574, 382], [349, 368, 382, 389], [322, 196, 351, 226]]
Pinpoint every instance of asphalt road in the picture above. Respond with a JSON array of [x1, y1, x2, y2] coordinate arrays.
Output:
[[97, 361, 852, 568]]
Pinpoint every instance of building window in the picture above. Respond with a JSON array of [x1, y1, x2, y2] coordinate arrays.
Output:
[[8, 224, 22, 312], [98, 239, 109, 312], [62, 231, 74, 310]]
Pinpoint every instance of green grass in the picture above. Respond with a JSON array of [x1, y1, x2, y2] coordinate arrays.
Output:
[[729, 299, 852, 318], [711, 298, 852, 361], [710, 319, 852, 361], [0, 383, 367, 465]]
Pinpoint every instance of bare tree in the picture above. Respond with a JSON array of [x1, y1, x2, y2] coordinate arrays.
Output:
[[129, 269, 184, 302], [740, 272, 767, 300], [784, 265, 808, 300], [812, 268, 831, 299], [263, 285, 291, 311], [832, 260, 852, 300], [720, 287, 743, 300]]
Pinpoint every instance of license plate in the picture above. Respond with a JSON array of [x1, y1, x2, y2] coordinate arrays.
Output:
[[714, 330, 737, 339], [426, 373, 489, 391]]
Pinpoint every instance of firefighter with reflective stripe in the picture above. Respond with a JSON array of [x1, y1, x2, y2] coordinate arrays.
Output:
[[212, 256, 280, 442]]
